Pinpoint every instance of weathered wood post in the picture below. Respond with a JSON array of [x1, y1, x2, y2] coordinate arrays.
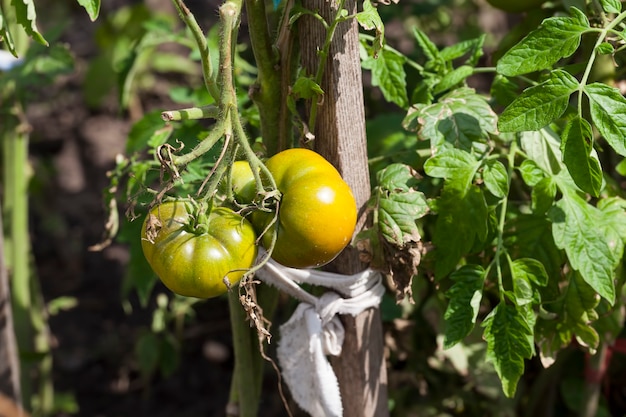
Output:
[[299, 1, 389, 415]]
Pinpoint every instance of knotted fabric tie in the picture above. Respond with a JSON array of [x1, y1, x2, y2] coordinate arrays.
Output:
[[255, 252, 384, 417]]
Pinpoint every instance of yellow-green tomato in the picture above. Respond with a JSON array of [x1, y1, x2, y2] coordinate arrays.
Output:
[[253, 148, 358, 268], [141, 201, 257, 298], [231, 160, 257, 204]]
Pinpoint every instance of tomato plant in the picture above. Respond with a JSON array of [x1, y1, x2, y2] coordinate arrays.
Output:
[[250, 148, 358, 269], [9, 0, 626, 414], [141, 201, 258, 298]]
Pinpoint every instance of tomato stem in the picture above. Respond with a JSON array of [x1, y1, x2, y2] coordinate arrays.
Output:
[[227, 290, 263, 417], [197, 132, 235, 202], [492, 140, 517, 301], [171, 0, 220, 101], [168, 117, 227, 168], [244, 0, 287, 155], [161, 105, 219, 121]]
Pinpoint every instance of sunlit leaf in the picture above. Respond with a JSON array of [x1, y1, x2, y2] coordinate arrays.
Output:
[[76, 0, 100, 21], [414, 87, 497, 152], [10, 0, 48, 46], [585, 82, 626, 156], [549, 193, 618, 304], [496, 8, 589, 76], [498, 70, 579, 132], [482, 159, 509, 198], [362, 48, 408, 108], [560, 116, 602, 196]]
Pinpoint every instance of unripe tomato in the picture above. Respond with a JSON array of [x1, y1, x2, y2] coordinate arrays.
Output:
[[486, 0, 547, 13], [141, 201, 257, 298], [253, 148, 357, 268], [230, 160, 257, 203]]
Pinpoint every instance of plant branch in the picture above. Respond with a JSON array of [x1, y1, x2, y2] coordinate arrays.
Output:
[[167, 117, 227, 167], [227, 290, 262, 417], [171, 0, 220, 101], [578, 11, 626, 115], [245, 0, 284, 155], [493, 140, 517, 301], [218, 1, 242, 110], [161, 105, 219, 121]]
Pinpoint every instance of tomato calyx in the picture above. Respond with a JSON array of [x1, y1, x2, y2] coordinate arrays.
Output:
[[189, 201, 211, 234]]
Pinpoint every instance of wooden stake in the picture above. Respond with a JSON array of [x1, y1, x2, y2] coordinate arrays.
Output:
[[299, 1, 389, 415]]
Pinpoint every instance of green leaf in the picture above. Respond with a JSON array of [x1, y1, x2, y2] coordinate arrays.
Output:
[[440, 35, 485, 66], [159, 333, 180, 376], [376, 162, 418, 191], [505, 215, 564, 305], [361, 48, 408, 108], [119, 213, 158, 306], [433, 184, 488, 277], [535, 270, 601, 359], [596, 42, 614, 55], [599, 0, 621, 13], [549, 193, 617, 304], [584, 82, 626, 156], [356, 0, 384, 56], [560, 117, 602, 196], [498, 70, 579, 132], [482, 303, 534, 397], [490, 74, 519, 108], [376, 164, 429, 246], [597, 197, 626, 260], [482, 159, 509, 198], [520, 128, 564, 175], [292, 75, 324, 99], [379, 192, 429, 246], [443, 265, 485, 349], [76, 0, 100, 21], [565, 272, 600, 323], [512, 258, 549, 287], [424, 148, 479, 190], [510, 257, 549, 307], [1, 43, 73, 98], [126, 110, 169, 153], [518, 159, 545, 187], [413, 87, 497, 151], [496, 8, 589, 76], [136, 332, 160, 376], [512, 273, 534, 306], [434, 65, 474, 94], [10, 0, 47, 46], [0, 8, 17, 56], [565, 272, 600, 351], [531, 177, 557, 214], [412, 27, 441, 65]]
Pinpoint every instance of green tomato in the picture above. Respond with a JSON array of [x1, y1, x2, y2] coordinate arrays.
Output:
[[230, 160, 257, 204], [251, 148, 358, 268], [141, 201, 257, 298]]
